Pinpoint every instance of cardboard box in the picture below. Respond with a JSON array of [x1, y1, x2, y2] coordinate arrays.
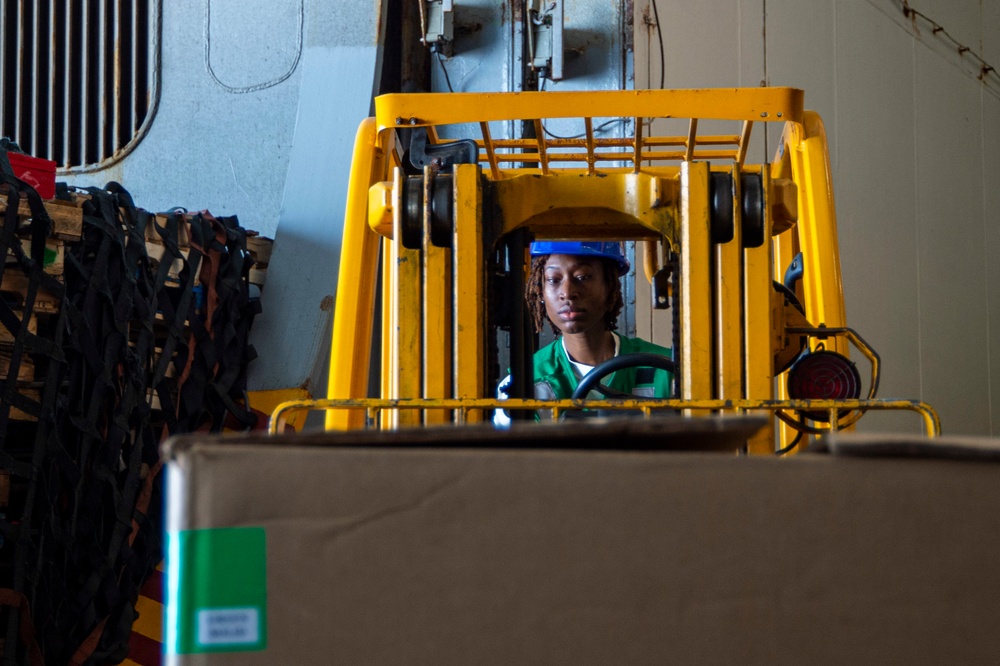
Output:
[[163, 422, 1000, 665], [7, 151, 56, 200]]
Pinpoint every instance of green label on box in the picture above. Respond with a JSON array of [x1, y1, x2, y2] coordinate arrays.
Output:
[[166, 527, 267, 654]]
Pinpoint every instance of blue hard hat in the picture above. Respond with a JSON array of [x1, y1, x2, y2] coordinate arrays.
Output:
[[529, 241, 630, 276]]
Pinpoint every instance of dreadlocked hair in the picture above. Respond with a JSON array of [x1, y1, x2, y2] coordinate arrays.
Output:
[[525, 254, 625, 335]]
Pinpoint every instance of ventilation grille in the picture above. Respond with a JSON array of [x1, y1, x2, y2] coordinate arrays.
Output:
[[0, 0, 158, 171]]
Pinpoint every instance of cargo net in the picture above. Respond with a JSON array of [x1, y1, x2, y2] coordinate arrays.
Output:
[[0, 150, 263, 663]]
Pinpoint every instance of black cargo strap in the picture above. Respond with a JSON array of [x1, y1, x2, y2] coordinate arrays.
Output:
[[175, 212, 258, 432], [0, 171, 261, 663], [0, 141, 73, 666], [24, 186, 148, 664]]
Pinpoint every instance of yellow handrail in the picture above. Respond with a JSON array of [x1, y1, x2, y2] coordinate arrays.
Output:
[[271, 397, 941, 439]]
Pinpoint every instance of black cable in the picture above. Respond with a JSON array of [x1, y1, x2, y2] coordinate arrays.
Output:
[[541, 118, 625, 140], [898, 0, 997, 84], [651, 0, 665, 89], [776, 430, 803, 456], [436, 50, 454, 92]]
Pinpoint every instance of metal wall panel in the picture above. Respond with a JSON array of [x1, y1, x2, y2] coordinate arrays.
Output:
[[762, 0, 837, 168], [229, 2, 380, 394], [983, 91, 1000, 434], [206, 0, 302, 92], [636, 0, 999, 434], [648, 0, 746, 86], [914, 45, 990, 434], [429, 1, 518, 97], [248, 43, 380, 394], [834, 0, 922, 433], [63, 0, 305, 236], [986, 0, 1000, 68]]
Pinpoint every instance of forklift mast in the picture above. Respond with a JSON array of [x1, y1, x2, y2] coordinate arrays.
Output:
[[273, 88, 939, 450]]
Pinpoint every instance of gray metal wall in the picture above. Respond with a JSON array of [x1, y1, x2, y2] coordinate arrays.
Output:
[[636, 0, 1000, 435], [61, 0, 382, 396]]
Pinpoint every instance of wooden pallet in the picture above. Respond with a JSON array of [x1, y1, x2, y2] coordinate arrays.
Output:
[[246, 233, 271, 288], [0, 272, 62, 314], [0, 352, 35, 383], [0, 189, 273, 290], [0, 187, 85, 240]]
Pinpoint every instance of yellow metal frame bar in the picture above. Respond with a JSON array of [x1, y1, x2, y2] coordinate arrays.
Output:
[[391, 204, 422, 428], [248, 388, 311, 432], [679, 162, 712, 403], [325, 118, 383, 430], [375, 88, 804, 129], [460, 139, 755, 167], [271, 398, 941, 440], [422, 168, 453, 425], [714, 164, 744, 406], [781, 111, 847, 352], [770, 110, 849, 446], [492, 171, 676, 240], [370, 89, 802, 179], [452, 163, 485, 420], [743, 166, 776, 454], [380, 236, 393, 429]]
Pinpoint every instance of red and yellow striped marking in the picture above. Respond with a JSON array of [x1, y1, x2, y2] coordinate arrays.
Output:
[[124, 560, 163, 665]]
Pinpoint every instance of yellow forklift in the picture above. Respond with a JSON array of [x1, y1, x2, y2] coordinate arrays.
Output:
[[269, 87, 939, 449], [165, 90, 1000, 666]]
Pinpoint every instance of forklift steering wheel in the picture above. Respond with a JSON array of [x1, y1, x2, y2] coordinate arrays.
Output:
[[571, 353, 677, 400]]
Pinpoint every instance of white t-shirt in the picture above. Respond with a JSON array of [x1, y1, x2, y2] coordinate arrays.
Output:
[[494, 333, 621, 427]]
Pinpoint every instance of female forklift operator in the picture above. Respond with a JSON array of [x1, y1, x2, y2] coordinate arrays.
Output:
[[495, 241, 673, 426]]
